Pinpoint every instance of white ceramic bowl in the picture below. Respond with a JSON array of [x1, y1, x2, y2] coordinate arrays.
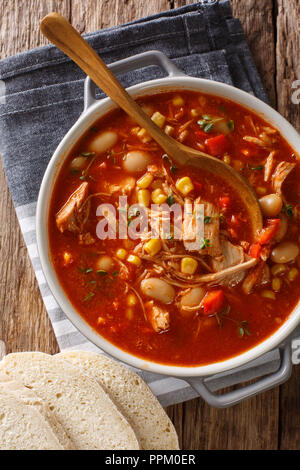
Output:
[[36, 57, 300, 378]]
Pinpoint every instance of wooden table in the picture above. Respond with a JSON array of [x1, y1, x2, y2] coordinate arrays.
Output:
[[0, 0, 299, 450]]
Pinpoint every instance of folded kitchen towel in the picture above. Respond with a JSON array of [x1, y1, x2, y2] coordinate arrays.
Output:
[[0, 0, 298, 406]]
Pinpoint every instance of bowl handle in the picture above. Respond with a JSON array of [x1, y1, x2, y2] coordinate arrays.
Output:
[[185, 343, 292, 408], [84, 50, 186, 110]]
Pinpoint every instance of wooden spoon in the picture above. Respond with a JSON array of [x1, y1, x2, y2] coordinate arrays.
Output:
[[40, 13, 263, 238]]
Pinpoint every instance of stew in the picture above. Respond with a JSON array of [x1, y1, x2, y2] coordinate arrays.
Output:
[[49, 90, 300, 366]]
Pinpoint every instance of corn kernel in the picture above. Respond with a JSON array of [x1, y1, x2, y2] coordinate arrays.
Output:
[[144, 239, 162, 256], [288, 267, 299, 281], [127, 294, 137, 306], [151, 188, 167, 204], [126, 308, 134, 320], [261, 290, 276, 300], [137, 189, 150, 207], [271, 263, 286, 276], [256, 186, 267, 195], [172, 95, 184, 106], [181, 257, 198, 275], [223, 155, 231, 165], [272, 277, 281, 292], [137, 127, 152, 143], [137, 173, 153, 189], [151, 111, 166, 128], [127, 254, 142, 267], [116, 248, 127, 260], [190, 108, 201, 117], [164, 125, 175, 136], [175, 176, 194, 196]]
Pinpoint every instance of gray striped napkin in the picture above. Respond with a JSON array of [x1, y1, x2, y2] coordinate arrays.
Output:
[[1, 0, 299, 407]]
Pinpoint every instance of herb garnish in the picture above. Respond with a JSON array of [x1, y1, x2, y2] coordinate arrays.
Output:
[[227, 120, 235, 131], [197, 115, 223, 133], [80, 152, 94, 157], [83, 292, 95, 302], [216, 306, 251, 338], [97, 270, 108, 276], [251, 165, 264, 171], [162, 154, 178, 173], [128, 208, 141, 225], [282, 203, 294, 217], [204, 216, 212, 224], [201, 238, 211, 249], [166, 194, 175, 206]]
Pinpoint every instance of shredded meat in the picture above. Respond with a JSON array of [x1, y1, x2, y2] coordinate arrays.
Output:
[[272, 161, 296, 200], [145, 301, 170, 332], [264, 151, 276, 182], [242, 261, 265, 295], [56, 182, 90, 233], [78, 232, 95, 245], [212, 239, 246, 287], [183, 199, 222, 256]]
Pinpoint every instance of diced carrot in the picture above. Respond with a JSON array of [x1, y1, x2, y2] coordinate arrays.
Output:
[[201, 289, 224, 316], [219, 196, 231, 209], [249, 243, 262, 259], [257, 218, 280, 245], [206, 134, 230, 156]]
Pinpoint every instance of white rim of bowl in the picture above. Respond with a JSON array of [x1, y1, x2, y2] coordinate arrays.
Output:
[[36, 76, 300, 377]]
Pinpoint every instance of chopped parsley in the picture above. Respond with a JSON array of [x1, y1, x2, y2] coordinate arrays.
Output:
[[201, 238, 211, 249], [97, 270, 108, 276], [83, 292, 95, 302], [251, 165, 264, 171], [227, 120, 235, 131], [204, 216, 212, 224], [162, 154, 178, 173], [80, 152, 95, 157], [216, 306, 251, 338], [282, 203, 294, 217], [166, 194, 175, 206], [197, 115, 222, 133], [238, 321, 251, 338]]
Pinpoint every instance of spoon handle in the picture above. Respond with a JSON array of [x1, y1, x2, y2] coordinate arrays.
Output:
[[40, 13, 190, 164]]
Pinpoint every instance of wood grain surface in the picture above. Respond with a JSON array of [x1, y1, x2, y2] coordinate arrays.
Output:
[[0, 0, 299, 450]]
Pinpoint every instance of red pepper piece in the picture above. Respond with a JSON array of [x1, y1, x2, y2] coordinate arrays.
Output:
[[249, 243, 262, 259], [201, 290, 224, 316], [206, 134, 230, 156], [257, 218, 280, 245]]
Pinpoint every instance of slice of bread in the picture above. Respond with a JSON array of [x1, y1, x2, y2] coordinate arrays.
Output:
[[0, 374, 74, 449], [58, 351, 179, 450], [0, 391, 64, 450], [0, 352, 139, 450]]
